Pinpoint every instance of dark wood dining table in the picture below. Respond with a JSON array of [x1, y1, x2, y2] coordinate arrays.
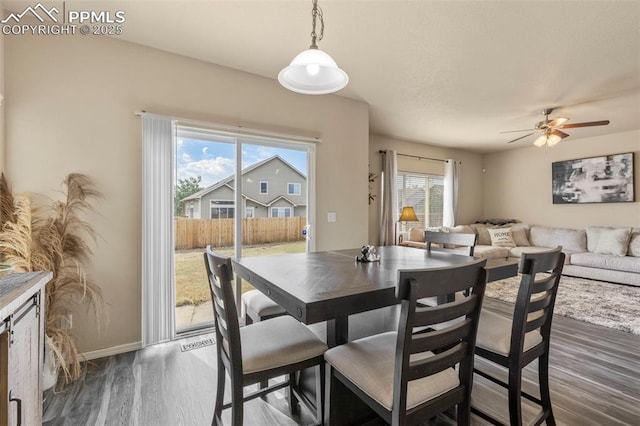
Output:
[[232, 245, 519, 347]]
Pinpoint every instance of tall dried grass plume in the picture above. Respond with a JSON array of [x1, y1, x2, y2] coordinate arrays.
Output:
[[0, 173, 104, 385]]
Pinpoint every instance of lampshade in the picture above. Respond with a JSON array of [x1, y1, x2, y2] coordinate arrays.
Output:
[[278, 0, 348, 95], [399, 206, 419, 222], [278, 48, 349, 95]]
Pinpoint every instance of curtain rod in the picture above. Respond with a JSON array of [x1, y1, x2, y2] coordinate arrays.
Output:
[[378, 150, 447, 163]]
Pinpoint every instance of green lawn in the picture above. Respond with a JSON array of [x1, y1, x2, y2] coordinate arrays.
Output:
[[174, 241, 306, 307]]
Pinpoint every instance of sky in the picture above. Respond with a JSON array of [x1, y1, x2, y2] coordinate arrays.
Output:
[[176, 137, 308, 188]]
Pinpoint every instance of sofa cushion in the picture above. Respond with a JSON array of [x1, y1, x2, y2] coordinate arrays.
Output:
[[593, 228, 631, 256], [487, 227, 516, 248], [473, 245, 510, 259], [509, 247, 575, 264], [401, 241, 427, 249], [448, 225, 474, 234], [529, 226, 586, 252], [570, 252, 640, 274], [629, 228, 640, 257], [470, 224, 497, 246], [511, 228, 531, 246]]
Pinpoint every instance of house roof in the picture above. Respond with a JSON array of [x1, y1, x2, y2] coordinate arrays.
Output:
[[181, 155, 306, 202]]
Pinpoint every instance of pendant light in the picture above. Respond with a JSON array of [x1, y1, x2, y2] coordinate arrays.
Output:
[[278, 0, 348, 95]]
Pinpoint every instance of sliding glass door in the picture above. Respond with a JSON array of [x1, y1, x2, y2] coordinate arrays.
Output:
[[173, 125, 313, 334]]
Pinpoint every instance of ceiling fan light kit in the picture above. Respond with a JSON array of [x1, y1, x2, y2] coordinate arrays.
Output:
[[278, 0, 348, 95], [503, 107, 610, 148]]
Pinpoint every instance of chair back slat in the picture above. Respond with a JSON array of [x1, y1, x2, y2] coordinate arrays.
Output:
[[407, 342, 467, 381], [204, 247, 243, 378], [393, 259, 487, 418], [425, 231, 477, 256], [414, 295, 479, 326], [510, 247, 565, 357], [410, 319, 472, 354]]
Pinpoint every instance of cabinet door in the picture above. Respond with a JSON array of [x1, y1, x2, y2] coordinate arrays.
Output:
[[3, 302, 41, 426]]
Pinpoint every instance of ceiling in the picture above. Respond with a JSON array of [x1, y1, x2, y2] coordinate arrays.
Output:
[[12, 1, 640, 153]]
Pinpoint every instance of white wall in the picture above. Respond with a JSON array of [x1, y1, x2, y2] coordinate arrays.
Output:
[[368, 134, 485, 243], [483, 130, 640, 228], [5, 34, 369, 353]]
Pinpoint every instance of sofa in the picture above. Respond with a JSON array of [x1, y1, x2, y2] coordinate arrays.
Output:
[[398, 223, 640, 286]]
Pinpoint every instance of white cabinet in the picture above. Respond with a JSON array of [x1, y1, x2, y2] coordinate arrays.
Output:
[[0, 272, 51, 426]]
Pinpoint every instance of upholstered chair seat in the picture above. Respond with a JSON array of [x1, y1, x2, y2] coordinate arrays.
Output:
[[241, 289, 286, 324]]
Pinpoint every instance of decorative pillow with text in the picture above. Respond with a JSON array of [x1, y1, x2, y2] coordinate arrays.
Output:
[[488, 227, 516, 248]]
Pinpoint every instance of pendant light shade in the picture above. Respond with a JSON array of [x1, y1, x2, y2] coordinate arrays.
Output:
[[279, 0, 348, 95], [278, 48, 348, 95]]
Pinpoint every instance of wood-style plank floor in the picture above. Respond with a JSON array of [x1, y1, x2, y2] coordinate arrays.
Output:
[[43, 298, 640, 425]]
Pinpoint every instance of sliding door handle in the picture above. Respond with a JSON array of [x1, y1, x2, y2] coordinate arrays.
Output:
[[9, 390, 22, 426]]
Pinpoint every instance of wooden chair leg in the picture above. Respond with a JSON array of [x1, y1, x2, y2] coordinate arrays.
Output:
[[244, 313, 253, 325], [539, 352, 556, 425], [288, 372, 300, 415], [230, 375, 243, 426], [213, 367, 226, 426], [315, 363, 325, 425], [508, 367, 524, 426]]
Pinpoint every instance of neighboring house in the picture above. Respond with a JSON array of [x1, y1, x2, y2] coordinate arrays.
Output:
[[181, 155, 307, 219]]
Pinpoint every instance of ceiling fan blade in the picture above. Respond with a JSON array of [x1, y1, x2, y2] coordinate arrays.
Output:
[[506, 133, 534, 144], [550, 129, 569, 139], [500, 129, 537, 134], [561, 120, 610, 129], [547, 117, 569, 127]]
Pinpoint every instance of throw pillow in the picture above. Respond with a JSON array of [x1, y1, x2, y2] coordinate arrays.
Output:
[[594, 228, 631, 256], [487, 227, 516, 248], [409, 227, 426, 242], [470, 224, 495, 246], [628, 230, 640, 257], [512, 228, 531, 247]]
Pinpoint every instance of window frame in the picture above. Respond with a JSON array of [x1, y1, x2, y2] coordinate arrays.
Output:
[[270, 206, 292, 218], [260, 181, 268, 194], [287, 182, 301, 195], [210, 200, 235, 219]]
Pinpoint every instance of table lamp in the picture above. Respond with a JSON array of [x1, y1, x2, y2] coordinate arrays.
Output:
[[396, 206, 419, 244]]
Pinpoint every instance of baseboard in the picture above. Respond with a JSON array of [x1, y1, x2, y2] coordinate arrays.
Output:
[[80, 341, 142, 361]]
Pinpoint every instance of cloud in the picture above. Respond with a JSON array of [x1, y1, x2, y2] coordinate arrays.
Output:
[[177, 156, 235, 187], [202, 147, 208, 154]]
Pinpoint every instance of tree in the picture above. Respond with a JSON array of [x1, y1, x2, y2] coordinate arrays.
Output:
[[174, 176, 203, 216]]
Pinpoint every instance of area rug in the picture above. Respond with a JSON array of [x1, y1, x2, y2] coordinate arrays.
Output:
[[485, 275, 640, 335]]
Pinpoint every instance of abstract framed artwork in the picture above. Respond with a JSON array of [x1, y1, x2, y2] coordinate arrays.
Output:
[[552, 152, 634, 204]]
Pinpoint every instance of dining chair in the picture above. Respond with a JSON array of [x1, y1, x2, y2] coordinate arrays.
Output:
[[204, 247, 327, 426], [425, 230, 477, 256], [419, 231, 478, 307], [241, 289, 286, 325], [324, 258, 488, 426], [471, 246, 565, 426]]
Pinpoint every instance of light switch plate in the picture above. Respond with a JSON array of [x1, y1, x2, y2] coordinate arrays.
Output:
[[327, 212, 337, 222]]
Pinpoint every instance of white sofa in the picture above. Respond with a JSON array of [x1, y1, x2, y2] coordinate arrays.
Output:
[[399, 224, 640, 286]]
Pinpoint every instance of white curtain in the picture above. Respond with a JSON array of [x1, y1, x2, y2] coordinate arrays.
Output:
[[142, 113, 175, 347], [379, 150, 398, 245], [443, 159, 459, 227]]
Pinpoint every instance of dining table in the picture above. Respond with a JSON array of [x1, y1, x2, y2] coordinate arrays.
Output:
[[232, 245, 519, 347]]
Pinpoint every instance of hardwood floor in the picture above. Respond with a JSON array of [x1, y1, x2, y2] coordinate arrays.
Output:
[[43, 298, 640, 425]]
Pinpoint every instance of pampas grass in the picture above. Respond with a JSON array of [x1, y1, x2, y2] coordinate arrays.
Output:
[[0, 173, 104, 385]]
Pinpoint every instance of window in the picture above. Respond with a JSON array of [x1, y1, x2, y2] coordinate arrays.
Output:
[[245, 207, 255, 218], [210, 200, 235, 219], [260, 181, 268, 194], [288, 183, 301, 195], [271, 207, 292, 218], [395, 172, 444, 230]]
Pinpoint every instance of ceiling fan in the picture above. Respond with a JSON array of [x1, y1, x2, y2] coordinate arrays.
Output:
[[502, 108, 610, 148]]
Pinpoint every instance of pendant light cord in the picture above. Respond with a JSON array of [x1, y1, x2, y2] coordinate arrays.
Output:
[[310, 0, 324, 48]]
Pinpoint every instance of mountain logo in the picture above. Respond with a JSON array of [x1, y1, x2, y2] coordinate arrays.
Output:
[[1, 3, 60, 24]]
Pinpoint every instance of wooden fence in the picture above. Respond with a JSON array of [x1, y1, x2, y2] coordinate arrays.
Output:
[[175, 217, 307, 249]]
